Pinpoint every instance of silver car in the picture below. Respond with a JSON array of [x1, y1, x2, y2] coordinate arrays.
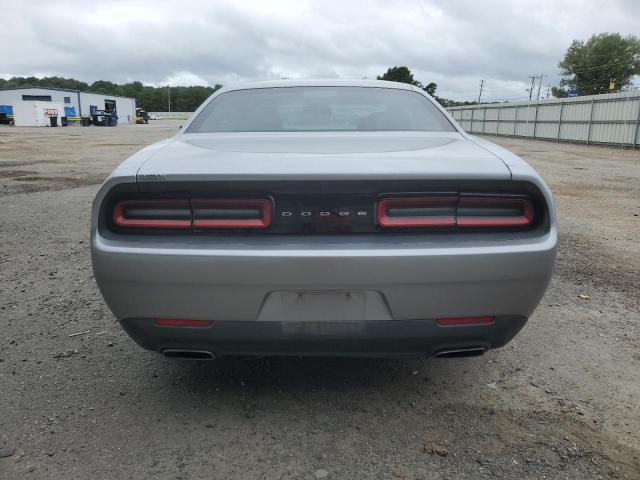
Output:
[[91, 79, 556, 359]]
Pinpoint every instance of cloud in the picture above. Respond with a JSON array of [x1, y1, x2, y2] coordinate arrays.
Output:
[[159, 72, 210, 87], [1, 0, 637, 101]]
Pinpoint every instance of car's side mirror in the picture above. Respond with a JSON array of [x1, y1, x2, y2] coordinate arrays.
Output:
[[178, 125, 182, 130]]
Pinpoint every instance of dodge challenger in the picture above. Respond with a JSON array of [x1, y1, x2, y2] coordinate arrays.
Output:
[[91, 79, 556, 359]]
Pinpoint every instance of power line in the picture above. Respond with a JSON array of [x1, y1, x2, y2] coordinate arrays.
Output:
[[536, 73, 547, 100], [528, 75, 537, 101], [552, 78, 636, 93], [438, 58, 637, 100], [477, 79, 485, 104], [442, 85, 537, 96], [447, 75, 636, 98], [441, 88, 520, 97], [493, 94, 537, 101], [526, 73, 547, 101], [565, 61, 629, 73], [445, 73, 639, 104]]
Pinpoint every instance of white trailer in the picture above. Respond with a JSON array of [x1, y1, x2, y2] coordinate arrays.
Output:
[[12, 102, 66, 127]]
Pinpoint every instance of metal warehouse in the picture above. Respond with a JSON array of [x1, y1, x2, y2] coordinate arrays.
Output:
[[0, 87, 136, 126]]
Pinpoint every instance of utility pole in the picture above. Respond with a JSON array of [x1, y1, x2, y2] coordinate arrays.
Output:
[[536, 73, 547, 101], [477, 79, 485, 104], [528, 75, 537, 101], [168, 85, 171, 113]]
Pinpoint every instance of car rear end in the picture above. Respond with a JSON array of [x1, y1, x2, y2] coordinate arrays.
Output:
[[92, 174, 555, 358], [91, 81, 556, 358]]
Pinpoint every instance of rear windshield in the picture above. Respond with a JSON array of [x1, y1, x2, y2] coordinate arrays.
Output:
[[186, 86, 455, 133]]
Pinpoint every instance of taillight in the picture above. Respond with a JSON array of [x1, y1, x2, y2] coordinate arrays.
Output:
[[376, 194, 535, 230], [112, 199, 192, 229], [111, 198, 273, 231], [192, 199, 272, 229], [457, 195, 534, 228], [377, 196, 457, 228]]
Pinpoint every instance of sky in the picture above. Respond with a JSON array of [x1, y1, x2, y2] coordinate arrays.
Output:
[[1, 0, 638, 102]]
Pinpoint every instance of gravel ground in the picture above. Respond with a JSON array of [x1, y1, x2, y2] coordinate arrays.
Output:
[[1, 122, 639, 479]]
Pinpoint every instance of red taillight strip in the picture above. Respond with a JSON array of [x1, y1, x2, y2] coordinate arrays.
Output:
[[112, 199, 192, 229], [112, 198, 274, 230], [377, 197, 457, 227], [154, 318, 213, 327], [457, 197, 534, 228], [377, 195, 535, 229], [192, 199, 272, 229], [436, 316, 495, 326]]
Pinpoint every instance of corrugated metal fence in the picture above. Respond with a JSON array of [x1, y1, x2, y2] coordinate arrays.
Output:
[[447, 90, 640, 148]]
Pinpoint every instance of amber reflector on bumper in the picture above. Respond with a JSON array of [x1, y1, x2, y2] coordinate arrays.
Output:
[[436, 316, 495, 326]]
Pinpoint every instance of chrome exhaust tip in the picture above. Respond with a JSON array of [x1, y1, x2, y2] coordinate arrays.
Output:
[[161, 349, 215, 360], [433, 347, 486, 358]]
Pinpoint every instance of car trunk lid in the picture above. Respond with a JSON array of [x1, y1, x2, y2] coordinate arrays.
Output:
[[136, 131, 511, 186]]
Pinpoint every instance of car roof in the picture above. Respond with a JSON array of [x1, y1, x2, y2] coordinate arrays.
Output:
[[220, 79, 417, 93]]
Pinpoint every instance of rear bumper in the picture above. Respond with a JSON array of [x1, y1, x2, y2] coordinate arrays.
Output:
[[121, 316, 528, 357], [92, 232, 556, 323]]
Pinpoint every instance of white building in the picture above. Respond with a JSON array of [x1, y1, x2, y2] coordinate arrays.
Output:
[[0, 86, 136, 126]]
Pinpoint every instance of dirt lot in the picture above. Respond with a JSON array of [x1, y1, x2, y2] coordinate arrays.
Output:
[[1, 122, 639, 479]]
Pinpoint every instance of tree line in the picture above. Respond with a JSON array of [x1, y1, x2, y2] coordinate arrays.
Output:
[[377, 66, 474, 107], [0, 70, 473, 112], [4, 31, 635, 113], [0, 76, 222, 112], [0, 67, 475, 112], [0, 70, 485, 111]]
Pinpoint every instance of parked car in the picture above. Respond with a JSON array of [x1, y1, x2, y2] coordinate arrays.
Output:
[[91, 80, 556, 359]]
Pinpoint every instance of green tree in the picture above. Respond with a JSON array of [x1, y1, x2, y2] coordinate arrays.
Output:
[[377, 66, 438, 97], [0, 76, 89, 90], [377, 66, 420, 86], [0, 76, 223, 111], [377, 67, 438, 96], [423, 82, 437, 96], [89, 80, 121, 95], [558, 33, 640, 95]]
